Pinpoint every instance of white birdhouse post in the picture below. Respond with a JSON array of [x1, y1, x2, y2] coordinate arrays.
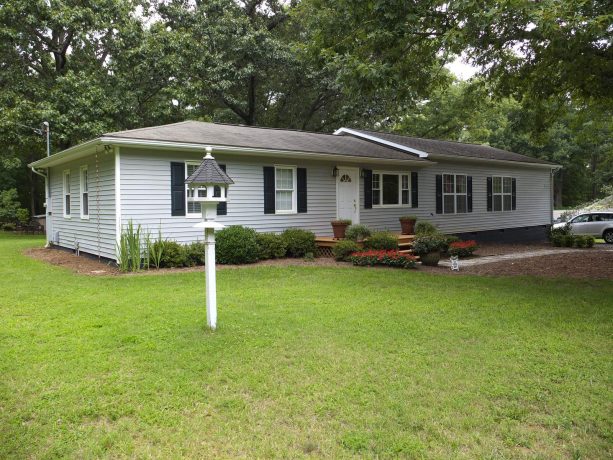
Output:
[[185, 147, 234, 330]]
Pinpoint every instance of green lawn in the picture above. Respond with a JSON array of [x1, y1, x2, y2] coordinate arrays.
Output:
[[1, 233, 612, 459]]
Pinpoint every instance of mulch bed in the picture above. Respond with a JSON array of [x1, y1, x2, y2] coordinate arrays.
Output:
[[25, 243, 613, 280]]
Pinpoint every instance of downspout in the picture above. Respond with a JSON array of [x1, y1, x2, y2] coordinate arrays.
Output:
[[30, 166, 51, 247]]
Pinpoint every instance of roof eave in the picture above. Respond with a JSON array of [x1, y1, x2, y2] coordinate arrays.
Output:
[[427, 152, 559, 169]]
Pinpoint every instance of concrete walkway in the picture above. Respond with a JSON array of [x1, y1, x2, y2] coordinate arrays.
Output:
[[439, 248, 609, 267]]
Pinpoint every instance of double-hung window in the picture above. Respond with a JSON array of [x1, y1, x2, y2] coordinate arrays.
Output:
[[372, 172, 410, 207], [63, 169, 71, 217], [443, 174, 467, 214], [493, 176, 513, 211], [186, 162, 207, 216], [80, 166, 89, 219], [275, 166, 296, 213]]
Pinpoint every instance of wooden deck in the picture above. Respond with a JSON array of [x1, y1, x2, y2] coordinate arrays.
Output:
[[315, 233, 415, 257]]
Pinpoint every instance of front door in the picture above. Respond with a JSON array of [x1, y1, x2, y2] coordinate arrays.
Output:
[[336, 167, 359, 223]]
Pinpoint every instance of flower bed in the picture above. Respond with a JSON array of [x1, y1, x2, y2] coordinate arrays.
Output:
[[350, 250, 418, 269], [448, 240, 479, 258]]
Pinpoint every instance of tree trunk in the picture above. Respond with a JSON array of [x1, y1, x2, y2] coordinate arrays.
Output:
[[247, 75, 256, 125]]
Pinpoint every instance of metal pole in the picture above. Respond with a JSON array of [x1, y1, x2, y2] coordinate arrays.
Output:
[[204, 226, 217, 330], [42, 121, 50, 156]]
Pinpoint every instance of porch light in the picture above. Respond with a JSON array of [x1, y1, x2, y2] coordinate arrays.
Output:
[[185, 146, 234, 330], [332, 166, 339, 177]]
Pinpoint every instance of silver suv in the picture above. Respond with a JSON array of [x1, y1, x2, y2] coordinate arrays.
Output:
[[553, 211, 613, 243]]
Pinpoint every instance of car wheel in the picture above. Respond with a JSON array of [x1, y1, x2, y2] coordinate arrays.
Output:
[[604, 230, 613, 244]]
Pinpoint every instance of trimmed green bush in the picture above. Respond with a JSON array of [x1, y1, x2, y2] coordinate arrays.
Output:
[[332, 240, 360, 261], [345, 224, 371, 241], [363, 231, 398, 250], [16, 208, 29, 225], [561, 234, 575, 247], [2, 223, 16, 232], [551, 235, 563, 247], [185, 242, 206, 266], [159, 241, 188, 268], [584, 236, 595, 248], [548, 223, 572, 241], [256, 232, 287, 259], [281, 228, 316, 257], [573, 235, 587, 248], [412, 234, 448, 256], [415, 221, 437, 236], [216, 225, 260, 264]]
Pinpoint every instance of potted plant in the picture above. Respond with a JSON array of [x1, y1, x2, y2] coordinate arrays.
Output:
[[412, 234, 447, 266], [331, 219, 351, 239], [399, 215, 417, 235]]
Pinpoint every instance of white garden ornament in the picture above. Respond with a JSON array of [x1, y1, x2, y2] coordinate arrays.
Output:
[[450, 255, 460, 271], [185, 147, 234, 330]]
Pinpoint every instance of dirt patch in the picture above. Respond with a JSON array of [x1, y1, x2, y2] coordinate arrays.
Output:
[[24, 247, 348, 276], [25, 244, 612, 280], [421, 245, 613, 280]]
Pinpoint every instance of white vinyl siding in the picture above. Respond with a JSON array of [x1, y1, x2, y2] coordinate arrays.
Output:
[[443, 173, 467, 214], [361, 161, 551, 234], [80, 166, 89, 219], [48, 152, 116, 259], [372, 172, 410, 207], [493, 176, 513, 212]]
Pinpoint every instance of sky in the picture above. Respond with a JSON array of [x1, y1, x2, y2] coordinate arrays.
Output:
[[445, 55, 480, 80]]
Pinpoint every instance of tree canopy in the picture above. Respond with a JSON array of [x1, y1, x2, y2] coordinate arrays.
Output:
[[0, 0, 610, 212]]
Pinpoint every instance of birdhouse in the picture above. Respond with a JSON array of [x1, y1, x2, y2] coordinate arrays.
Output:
[[185, 147, 234, 229]]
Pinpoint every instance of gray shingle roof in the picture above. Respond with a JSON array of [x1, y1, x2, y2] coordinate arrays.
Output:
[[346, 128, 554, 165], [185, 155, 234, 185], [104, 121, 426, 162]]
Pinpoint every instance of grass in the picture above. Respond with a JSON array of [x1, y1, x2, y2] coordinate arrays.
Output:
[[1, 233, 612, 459]]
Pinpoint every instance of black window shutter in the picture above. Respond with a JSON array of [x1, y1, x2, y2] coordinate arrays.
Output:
[[486, 177, 493, 212], [411, 172, 418, 208], [435, 174, 443, 214], [512, 178, 517, 210], [170, 162, 186, 216], [297, 168, 307, 213], [467, 176, 473, 212], [263, 166, 275, 214], [363, 169, 372, 209], [217, 164, 227, 215]]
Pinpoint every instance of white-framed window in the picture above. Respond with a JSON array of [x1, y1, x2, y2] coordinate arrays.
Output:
[[275, 166, 296, 213], [186, 162, 206, 217], [80, 165, 89, 219], [372, 172, 410, 207], [493, 176, 513, 212], [443, 174, 467, 214], [63, 169, 71, 218]]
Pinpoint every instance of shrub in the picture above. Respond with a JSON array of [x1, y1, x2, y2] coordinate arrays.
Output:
[[549, 223, 572, 241], [216, 225, 260, 264], [116, 220, 143, 272], [441, 235, 461, 253], [350, 250, 418, 269], [561, 234, 575, 247], [185, 242, 206, 266], [2, 222, 16, 232], [414, 221, 437, 236], [0, 188, 21, 224], [16, 208, 29, 225], [146, 229, 165, 269], [448, 240, 479, 258], [584, 236, 595, 248], [159, 241, 188, 268], [331, 219, 352, 225], [573, 235, 586, 248], [345, 224, 371, 241], [332, 240, 360, 261], [256, 232, 287, 259], [281, 228, 316, 257], [364, 231, 398, 250], [551, 234, 563, 247], [399, 215, 417, 221], [412, 234, 447, 256]]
